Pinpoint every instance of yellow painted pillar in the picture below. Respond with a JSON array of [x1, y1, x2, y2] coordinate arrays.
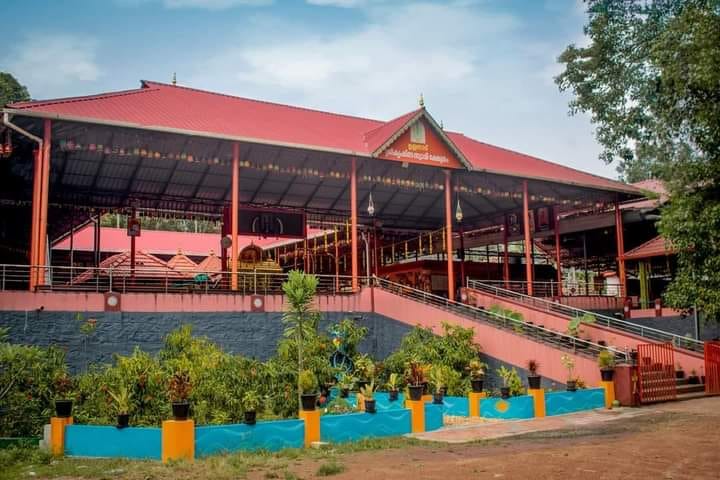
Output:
[[529, 388, 546, 418], [421, 394, 433, 403], [300, 409, 320, 447], [601, 380, 615, 409], [50, 416, 73, 457], [407, 400, 425, 433], [161, 419, 194, 463], [468, 392, 485, 417]]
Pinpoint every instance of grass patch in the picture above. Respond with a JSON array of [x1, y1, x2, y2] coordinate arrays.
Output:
[[316, 459, 345, 476]]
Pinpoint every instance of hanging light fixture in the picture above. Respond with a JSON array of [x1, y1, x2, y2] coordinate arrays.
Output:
[[367, 191, 375, 216], [455, 197, 463, 223]]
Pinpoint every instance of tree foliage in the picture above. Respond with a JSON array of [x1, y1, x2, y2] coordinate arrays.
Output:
[[556, 0, 720, 318], [0, 72, 30, 108]]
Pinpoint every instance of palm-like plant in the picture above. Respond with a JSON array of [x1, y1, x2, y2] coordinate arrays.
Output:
[[281, 270, 321, 410]]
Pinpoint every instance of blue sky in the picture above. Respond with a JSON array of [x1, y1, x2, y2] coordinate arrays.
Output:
[[1, 0, 616, 178]]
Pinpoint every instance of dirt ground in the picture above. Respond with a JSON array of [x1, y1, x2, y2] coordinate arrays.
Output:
[[272, 397, 720, 480]]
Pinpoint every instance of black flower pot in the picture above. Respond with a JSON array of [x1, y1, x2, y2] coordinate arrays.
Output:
[[54, 399, 73, 418], [600, 369, 615, 382], [471, 378, 484, 393], [357, 380, 369, 391], [340, 388, 349, 398], [389, 390, 399, 401], [528, 375, 542, 390], [432, 392, 444, 405], [439, 387, 447, 396], [500, 387, 510, 399], [688, 375, 700, 385], [244, 410, 257, 425], [116, 413, 130, 429], [172, 401, 191, 420], [408, 384, 424, 401], [566, 380, 577, 392], [301, 393, 317, 411], [364, 399, 376, 413], [675, 370, 685, 379]]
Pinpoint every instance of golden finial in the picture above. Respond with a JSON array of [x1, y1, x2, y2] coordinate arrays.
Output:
[[172, 72, 177, 85], [419, 93, 425, 108]]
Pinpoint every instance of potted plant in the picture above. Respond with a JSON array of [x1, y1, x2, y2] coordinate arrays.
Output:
[[53, 373, 74, 418], [598, 350, 616, 381], [526, 360, 541, 389], [108, 384, 131, 429], [560, 355, 577, 392], [168, 370, 192, 420], [688, 369, 700, 385], [429, 365, 447, 404], [405, 361, 425, 401], [675, 363, 685, 379], [496, 366, 514, 399], [242, 390, 261, 425], [467, 359, 487, 393], [387, 373, 401, 401], [337, 372, 355, 398], [360, 381, 376, 413], [354, 355, 375, 391], [299, 369, 319, 411]]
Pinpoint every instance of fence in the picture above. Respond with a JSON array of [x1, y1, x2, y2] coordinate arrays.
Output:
[[472, 279, 623, 298]]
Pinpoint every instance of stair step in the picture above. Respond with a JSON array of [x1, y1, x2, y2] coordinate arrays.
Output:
[[677, 383, 705, 394]]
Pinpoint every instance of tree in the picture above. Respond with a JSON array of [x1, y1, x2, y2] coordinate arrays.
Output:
[[0, 72, 30, 107], [555, 0, 720, 319], [281, 270, 321, 410]]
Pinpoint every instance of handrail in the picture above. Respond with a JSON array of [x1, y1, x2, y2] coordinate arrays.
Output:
[[473, 279, 622, 297], [466, 279, 703, 353], [372, 276, 630, 363]]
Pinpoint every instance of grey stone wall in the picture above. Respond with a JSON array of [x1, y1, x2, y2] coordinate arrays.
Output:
[[629, 315, 720, 341], [0, 310, 414, 371]]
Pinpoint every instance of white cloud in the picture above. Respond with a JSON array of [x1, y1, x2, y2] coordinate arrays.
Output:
[[1, 34, 102, 99], [187, 1, 617, 178]]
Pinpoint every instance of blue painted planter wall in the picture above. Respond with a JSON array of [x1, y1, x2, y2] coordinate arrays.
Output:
[[320, 409, 410, 443], [195, 419, 304, 456], [65, 425, 161, 460], [480, 395, 534, 419], [545, 388, 605, 416], [440, 396, 469, 417], [424, 403, 443, 431]]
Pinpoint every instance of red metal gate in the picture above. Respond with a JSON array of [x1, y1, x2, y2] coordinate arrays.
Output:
[[637, 343, 677, 403], [705, 341, 720, 395]]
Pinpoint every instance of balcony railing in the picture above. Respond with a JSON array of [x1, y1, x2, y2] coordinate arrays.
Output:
[[0, 264, 366, 295], [472, 279, 623, 298], [466, 279, 703, 353]]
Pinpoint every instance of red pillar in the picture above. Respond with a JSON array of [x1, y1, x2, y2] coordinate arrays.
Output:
[[37, 119, 52, 286], [522, 180, 534, 296], [615, 201, 626, 297], [29, 148, 42, 290], [230, 143, 240, 291], [554, 206, 563, 297], [458, 223, 465, 288], [350, 157, 359, 291], [503, 216, 510, 289], [444, 170, 455, 301]]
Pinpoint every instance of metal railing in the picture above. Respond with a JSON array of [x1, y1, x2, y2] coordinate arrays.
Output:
[[475, 279, 623, 298], [466, 279, 703, 353], [0, 264, 367, 295], [372, 276, 630, 363]]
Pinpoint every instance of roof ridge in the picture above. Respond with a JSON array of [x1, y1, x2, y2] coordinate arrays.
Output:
[[362, 108, 421, 138], [8, 85, 157, 110], [143, 80, 387, 126], [450, 132, 632, 188]]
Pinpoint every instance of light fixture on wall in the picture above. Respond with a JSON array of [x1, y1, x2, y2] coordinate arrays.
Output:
[[367, 191, 375, 216], [455, 197, 463, 223]]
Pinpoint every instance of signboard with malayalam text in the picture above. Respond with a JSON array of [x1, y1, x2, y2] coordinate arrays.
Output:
[[377, 118, 464, 169]]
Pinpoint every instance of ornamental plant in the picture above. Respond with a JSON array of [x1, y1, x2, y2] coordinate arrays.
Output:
[[353, 354, 376, 381], [108, 384, 132, 415], [467, 359, 488, 378], [168, 371, 192, 403], [298, 370, 318, 394], [386, 373, 401, 391], [405, 360, 425, 386], [359, 380, 375, 401], [242, 390, 261, 412], [597, 350, 616, 370], [560, 355, 575, 381], [527, 359, 540, 376]]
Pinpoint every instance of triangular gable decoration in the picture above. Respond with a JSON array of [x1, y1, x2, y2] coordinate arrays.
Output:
[[371, 111, 471, 170]]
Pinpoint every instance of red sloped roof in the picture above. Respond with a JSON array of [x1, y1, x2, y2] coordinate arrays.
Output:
[[71, 250, 187, 284], [8, 80, 638, 193], [623, 235, 676, 261], [167, 252, 198, 271]]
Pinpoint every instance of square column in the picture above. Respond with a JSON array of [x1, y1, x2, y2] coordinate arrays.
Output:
[[444, 170, 455, 301], [231, 143, 240, 291], [522, 180, 534, 296], [350, 157, 358, 291]]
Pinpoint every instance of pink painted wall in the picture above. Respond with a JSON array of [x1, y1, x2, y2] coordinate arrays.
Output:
[[464, 288, 704, 373], [0, 289, 372, 314], [372, 288, 602, 385]]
